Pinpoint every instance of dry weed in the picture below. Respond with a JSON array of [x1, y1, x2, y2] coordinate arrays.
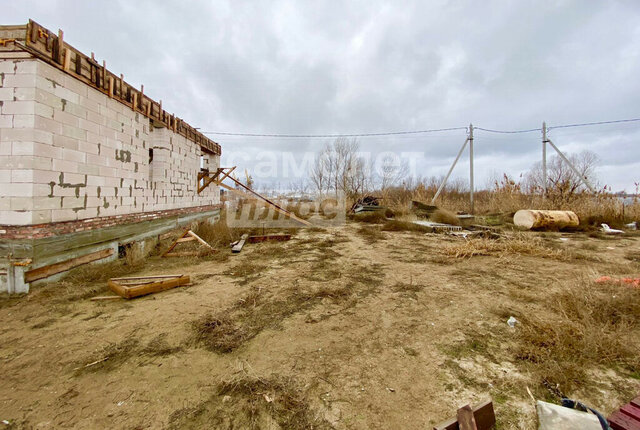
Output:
[[381, 220, 434, 233], [430, 208, 460, 225], [443, 233, 569, 260], [513, 277, 640, 393], [356, 226, 385, 244], [350, 211, 388, 224]]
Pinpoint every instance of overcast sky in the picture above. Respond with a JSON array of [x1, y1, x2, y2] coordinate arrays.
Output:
[[6, 1, 640, 192]]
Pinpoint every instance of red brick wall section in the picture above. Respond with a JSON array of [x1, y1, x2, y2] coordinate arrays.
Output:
[[0, 204, 222, 240]]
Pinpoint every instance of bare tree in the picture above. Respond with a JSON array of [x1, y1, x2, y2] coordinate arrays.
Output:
[[524, 150, 599, 198], [310, 138, 370, 198]]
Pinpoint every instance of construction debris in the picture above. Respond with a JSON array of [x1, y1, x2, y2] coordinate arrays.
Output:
[[433, 399, 495, 430], [413, 220, 463, 232], [232, 234, 249, 253], [351, 196, 383, 213], [537, 401, 603, 430], [601, 223, 624, 234], [410, 200, 438, 218], [607, 394, 640, 429], [108, 275, 191, 299], [248, 234, 292, 243], [513, 210, 579, 230], [162, 230, 216, 257]]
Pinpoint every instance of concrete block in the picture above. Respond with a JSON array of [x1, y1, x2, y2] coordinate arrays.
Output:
[[77, 140, 99, 155], [53, 85, 80, 105], [34, 88, 63, 109], [53, 109, 80, 127], [87, 176, 106, 187], [61, 196, 86, 209], [52, 134, 79, 151], [36, 61, 63, 82], [51, 208, 78, 222], [99, 166, 117, 177], [35, 103, 54, 118], [34, 115, 62, 135], [0, 115, 12, 128], [0, 87, 13, 101], [86, 153, 108, 167], [61, 124, 87, 140], [32, 170, 60, 184], [86, 109, 107, 126], [62, 172, 86, 185], [86, 131, 105, 145], [33, 129, 54, 145], [86, 87, 107, 105], [13, 114, 35, 128], [0, 59, 16, 73], [62, 148, 86, 164], [61, 100, 87, 119], [77, 162, 100, 176], [33, 196, 62, 210], [10, 196, 34, 210], [0, 169, 9, 182], [11, 141, 34, 156], [31, 209, 52, 224], [14, 87, 36, 101], [0, 210, 32, 225], [1, 128, 32, 142], [15, 60, 38, 74], [11, 169, 34, 183], [3, 74, 36, 88], [1, 100, 35, 115], [0, 197, 10, 210], [52, 158, 79, 173], [0, 183, 33, 197], [34, 142, 63, 159], [78, 118, 100, 134], [62, 75, 88, 97], [79, 95, 100, 113]]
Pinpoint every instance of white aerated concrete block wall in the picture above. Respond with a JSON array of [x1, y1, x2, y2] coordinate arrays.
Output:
[[0, 57, 220, 225]]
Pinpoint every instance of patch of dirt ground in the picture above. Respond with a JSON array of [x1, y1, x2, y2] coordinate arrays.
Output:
[[0, 224, 639, 429]]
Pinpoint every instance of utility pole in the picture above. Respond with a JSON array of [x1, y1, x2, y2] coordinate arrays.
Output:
[[542, 121, 547, 198], [469, 123, 474, 214]]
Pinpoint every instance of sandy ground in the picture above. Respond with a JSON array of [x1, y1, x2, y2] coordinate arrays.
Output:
[[0, 223, 639, 429]]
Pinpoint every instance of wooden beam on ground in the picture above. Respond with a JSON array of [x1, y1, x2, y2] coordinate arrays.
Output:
[[108, 275, 191, 299], [24, 248, 114, 283], [232, 234, 249, 253], [433, 399, 495, 430], [162, 230, 216, 257], [248, 234, 292, 243], [90, 296, 123, 301]]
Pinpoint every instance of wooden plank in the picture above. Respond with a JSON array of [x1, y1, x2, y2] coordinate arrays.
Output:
[[232, 234, 249, 253], [108, 275, 190, 299], [176, 236, 196, 243], [161, 229, 190, 256], [621, 404, 640, 422], [248, 234, 291, 243], [24, 248, 113, 283], [609, 411, 640, 430], [457, 405, 478, 430], [89, 296, 122, 301], [187, 230, 214, 250], [110, 274, 183, 281], [434, 400, 495, 430], [164, 251, 204, 257]]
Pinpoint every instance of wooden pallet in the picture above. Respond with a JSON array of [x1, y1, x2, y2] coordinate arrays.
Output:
[[609, 396, 640, 430]]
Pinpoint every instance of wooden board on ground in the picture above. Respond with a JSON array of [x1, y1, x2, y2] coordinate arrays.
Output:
[[609, 395, 640, 430], [248, 234, 292, 244], [162, 230, 216, 257], [24, 248, 114, 283], [232, 234, 249, 253], [108, 275, 190, 299], [433, 399, 495, 430]]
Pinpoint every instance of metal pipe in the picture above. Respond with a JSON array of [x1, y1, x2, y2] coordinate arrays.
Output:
[[431, 137, 470, 204], [547, 139, 596, 193]]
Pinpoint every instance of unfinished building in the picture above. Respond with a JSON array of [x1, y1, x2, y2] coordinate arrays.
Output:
[[0, 20, 222, 293]]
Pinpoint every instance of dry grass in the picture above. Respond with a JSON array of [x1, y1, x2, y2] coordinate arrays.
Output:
[[349, 210, 388, 224], [512, 277, 640, 394], [380, 219, 434, 233], [194, 263, 384, 353], [168, 374, 331, 430], [430, 208, 460, 225], [356, 225, 385, 244], [443, 233, 570, 260]]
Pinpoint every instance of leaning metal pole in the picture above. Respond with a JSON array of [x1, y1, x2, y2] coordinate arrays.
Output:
[[431, 135, 470, 205], [546, 138, 596, 193], [542, 121, 547, 198]]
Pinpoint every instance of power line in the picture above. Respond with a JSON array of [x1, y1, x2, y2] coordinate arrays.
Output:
[[201, 116, 640, 138], [548, 117, 640, 130], [200, 126, 467, 138]]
